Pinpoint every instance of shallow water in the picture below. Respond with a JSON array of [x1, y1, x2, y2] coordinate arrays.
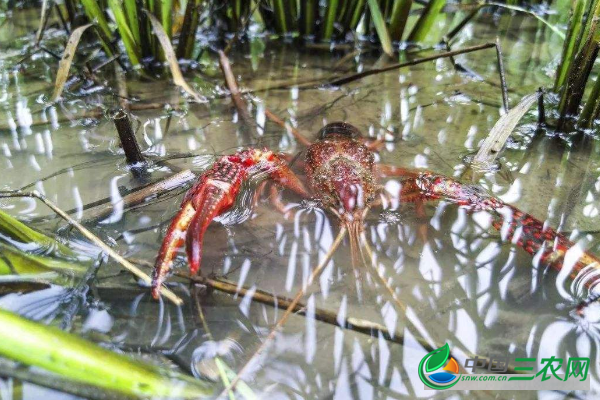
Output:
[[1, 4, 600, 400]]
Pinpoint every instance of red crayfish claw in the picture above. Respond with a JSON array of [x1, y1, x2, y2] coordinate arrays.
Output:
[[151, 148, 308, 299]]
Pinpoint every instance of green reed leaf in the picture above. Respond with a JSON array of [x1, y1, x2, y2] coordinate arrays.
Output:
[[108, 0, 141, 66], [367, 0, 393, 56], [0, 243, 85, 277], [407, 0, 446, 42], [0, 209, 75, 258], [0, 308, 215, 398]]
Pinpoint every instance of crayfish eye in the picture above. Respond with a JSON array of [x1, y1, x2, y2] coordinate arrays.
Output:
[[318, 122, 362, 140]]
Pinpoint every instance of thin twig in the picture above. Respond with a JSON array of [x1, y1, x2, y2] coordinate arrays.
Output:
[[494, 38, 509, 113], [80, 170, 194, 222], [53, 2, 70, 35], [128, 258, 410, 346], [218, 50, 256, 138], [185, 273, 405, 344], [0, 191, 182, 305], [326, 43, 496, 86], [262, 108, 312, 147], [217, 227, 348, 398]]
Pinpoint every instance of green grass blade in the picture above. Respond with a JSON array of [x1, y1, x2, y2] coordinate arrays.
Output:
[[0, 243, 85, 277], [123, 0, 141, 45], [322, 0, 340, 40], [388, 0, 412, 41], [349, 0, 367, 29], [108, 0, 141, 66], [300, 0, 317, 35], [0, 210, 75, 257], [0, 308, 215, 398], [407, 0, 446, 42], [161, 0, 173, 38], [367, 0, 393, 55], [576, 0, 597, 55], [177, 0, 203, 58], [554, 0, 586, 90], [183, 0, 203, 58], [558, 0, 600, 128], [79, 0, 112, 38], [339, 0, 358, 29], [272, 0, 288, 34], [579, 74, 600, 128]]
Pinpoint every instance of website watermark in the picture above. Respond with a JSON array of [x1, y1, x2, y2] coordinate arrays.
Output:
[[419, 343, 590, 391]]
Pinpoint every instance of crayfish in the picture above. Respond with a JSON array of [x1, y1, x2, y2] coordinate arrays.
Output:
[[151, 122, 600, 302]]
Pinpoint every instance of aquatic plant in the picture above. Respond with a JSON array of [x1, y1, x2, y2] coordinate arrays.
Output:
[[0, 210, 86, 282], [0, 308, 215, 398], [555, 0, 600, 131], [217, 0, 447, 52], [61, 0, 451, 70], [70, 0, 203, 65]]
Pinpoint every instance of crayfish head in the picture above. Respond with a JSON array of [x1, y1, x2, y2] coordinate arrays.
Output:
[[330, 179, 374, 268]]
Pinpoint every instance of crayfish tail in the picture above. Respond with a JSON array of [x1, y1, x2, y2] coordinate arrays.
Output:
[[152, 202, 196, 299]]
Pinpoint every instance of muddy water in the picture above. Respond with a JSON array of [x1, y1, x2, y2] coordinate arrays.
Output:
[[1, 5, 599, 400]]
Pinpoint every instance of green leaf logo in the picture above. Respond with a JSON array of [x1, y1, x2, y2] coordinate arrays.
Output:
[[425, 343, 450, 373], [418, 343, 459, 390]]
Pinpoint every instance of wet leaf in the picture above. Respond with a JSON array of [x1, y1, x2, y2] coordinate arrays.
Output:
[[0, 308, 215, 398], [51, 23, 93, 102], [367, 0, 393, 57], [474, 92, 540, 164], [0, 243, 85, 277], [0, 209, 75, 258], [145, 11, 206, 103], [425, 343, 450, 373]]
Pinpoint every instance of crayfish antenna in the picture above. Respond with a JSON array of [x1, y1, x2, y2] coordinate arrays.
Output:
[[152, 202, 196, 299], [347, 219, 368, 301], [347, 220, 366, 269]]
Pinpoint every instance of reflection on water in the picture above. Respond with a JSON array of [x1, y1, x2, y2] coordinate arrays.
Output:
[[1, 5, 600, 400]]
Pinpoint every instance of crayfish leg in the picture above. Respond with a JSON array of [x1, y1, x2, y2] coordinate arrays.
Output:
[[493, 205, 600, 284], [152, 201, 196, 299]]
